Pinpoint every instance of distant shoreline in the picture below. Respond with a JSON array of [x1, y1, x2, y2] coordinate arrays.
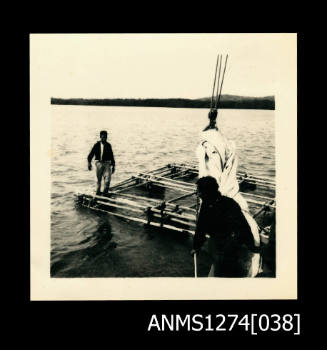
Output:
[[51, 95, 275, 110]]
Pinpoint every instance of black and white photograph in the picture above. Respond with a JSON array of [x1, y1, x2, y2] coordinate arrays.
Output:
[[30, 33, 297, 300]]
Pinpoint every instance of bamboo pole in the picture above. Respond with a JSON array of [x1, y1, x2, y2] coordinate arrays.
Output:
[[81, 202, 196, 235], [143, 165, 170, 174], [95, 200, 144, 213], [151, 213, 196, 227], [81, 193, 147, 208], [215, 54, 228, 109], [133, 176, 193, 193], [81, 191, 197, 214], [210, 55, 220, 110], [237, 176, 276, 185], [172, 163, 276, 186], [136, 175, 195, 189], [100, 196, 147, 209], [242, 192, 275, 202], [194, 254, 197, 278], [137, 173, 195, 188], [243, 182, 276, 189], [171, 172, 193, 180], [253, 200, 276, 218], [166, 191, 197, 203], [171, 163, 198, 171], [113, 183, 143, 193], [214, 54, 223, 109], [101, 191, 195, 212], [80, 187, 274, 209], [148, 182, 193, 193], [146, 169, 174, 177], [246, 198, 276, 208], [81, 202, 211, 238], [136, 174, 276, 198], [189, 197, 275, 209], [112, 170, 189, 194], [110, 177, 137, 190], [108, 192, 162, 203], [111, 181, 140, 193], [237, 172, 276, 184], [150, 207, 196, 221], [238, 178, 276, 187], [172, 162, 275, 185], [163, 203, 196, 213], [166, 169, 190, 179]]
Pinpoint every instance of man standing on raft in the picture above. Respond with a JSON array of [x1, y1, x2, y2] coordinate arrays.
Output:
[[87, 130, 115, 195]]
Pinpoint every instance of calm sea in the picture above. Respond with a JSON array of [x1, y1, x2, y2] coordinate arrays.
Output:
[[51, 105, 275, 277]]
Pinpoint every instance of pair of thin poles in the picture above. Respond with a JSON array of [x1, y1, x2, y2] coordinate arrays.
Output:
[[210, 54, 229, 112], [193, 54, 229, 278]]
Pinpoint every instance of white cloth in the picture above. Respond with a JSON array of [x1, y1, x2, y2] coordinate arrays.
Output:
[[196, 128, 261, 277], [100, 142, 104, 161], [196, 129, 239, 198]]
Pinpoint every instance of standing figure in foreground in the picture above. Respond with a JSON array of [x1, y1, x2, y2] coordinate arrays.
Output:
[[191, 176, 260, 277], [87, 130, 115, 195]]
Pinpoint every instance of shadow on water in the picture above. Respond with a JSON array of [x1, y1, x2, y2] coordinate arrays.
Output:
[[51, 215, 118, 277], [83, 216, 117, 254]]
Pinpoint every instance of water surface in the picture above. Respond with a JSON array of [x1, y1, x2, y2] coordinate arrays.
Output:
[[51, 106, 274, 277]]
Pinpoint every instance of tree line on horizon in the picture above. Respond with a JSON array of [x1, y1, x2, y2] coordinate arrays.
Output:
[[51, 95, 275, 110]]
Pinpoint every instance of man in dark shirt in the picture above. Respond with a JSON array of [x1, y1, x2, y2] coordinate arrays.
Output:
[[191, 176, 260, 277], [87, 130, 115, 195]]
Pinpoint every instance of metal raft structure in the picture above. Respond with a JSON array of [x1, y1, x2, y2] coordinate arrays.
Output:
[[75, 162, 276, 244]]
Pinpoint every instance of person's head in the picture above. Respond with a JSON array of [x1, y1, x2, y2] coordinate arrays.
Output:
[[205, 109, 218, 130], [196, 176, 220, 201], [100, 130, 108, 143]]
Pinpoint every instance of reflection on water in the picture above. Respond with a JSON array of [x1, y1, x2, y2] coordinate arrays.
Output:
[[51, 106, 275, 277]]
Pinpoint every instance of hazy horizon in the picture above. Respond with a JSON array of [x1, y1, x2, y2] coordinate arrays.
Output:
[[31, 34, 292, 100]]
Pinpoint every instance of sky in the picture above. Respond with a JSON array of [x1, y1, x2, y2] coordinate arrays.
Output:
[[32, 33, 295, 99]]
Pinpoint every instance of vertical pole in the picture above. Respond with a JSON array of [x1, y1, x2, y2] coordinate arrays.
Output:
[[210, 55, 220, 110], [216, 55, 229, 110], [194, 191, 200, 278], [214, 54, 223, 109]]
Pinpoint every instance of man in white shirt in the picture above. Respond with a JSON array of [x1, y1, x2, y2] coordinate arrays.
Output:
[[87, 130, 115, 195]]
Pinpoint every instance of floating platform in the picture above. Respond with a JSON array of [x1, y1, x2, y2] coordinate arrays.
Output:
[[75, 162, 276, 244]]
